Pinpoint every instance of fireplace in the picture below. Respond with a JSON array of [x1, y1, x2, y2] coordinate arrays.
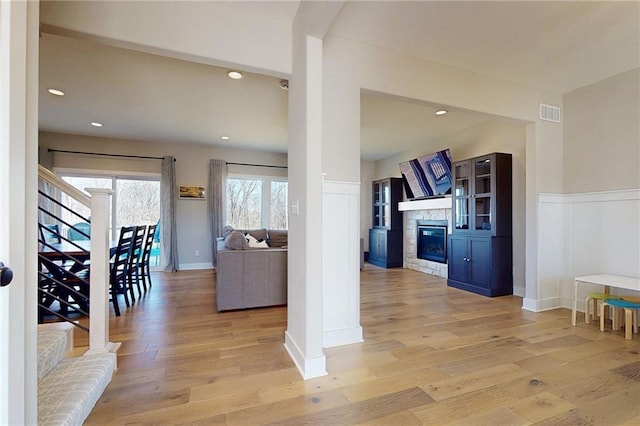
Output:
[[416, 220, 448, 264]]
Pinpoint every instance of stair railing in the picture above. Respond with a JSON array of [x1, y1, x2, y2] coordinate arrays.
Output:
[[38, 165, 117, 354]]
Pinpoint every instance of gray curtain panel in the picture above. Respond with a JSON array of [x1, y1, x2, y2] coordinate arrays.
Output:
[[161, 156, 179, 271], [208, 159, 228, 268]]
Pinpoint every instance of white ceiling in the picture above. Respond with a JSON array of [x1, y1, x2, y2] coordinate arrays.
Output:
[[38, 1, 640, 161]]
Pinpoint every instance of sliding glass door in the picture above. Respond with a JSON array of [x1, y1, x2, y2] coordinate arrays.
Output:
[[61, 174, 161, 266]]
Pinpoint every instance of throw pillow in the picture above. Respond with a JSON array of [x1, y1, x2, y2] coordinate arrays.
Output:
[[245, 233, 269, 249], [222, 225, 235, 238], [267, 230, 288, 248], [242, 228, 268, 242], [224, 230, 247, 250]]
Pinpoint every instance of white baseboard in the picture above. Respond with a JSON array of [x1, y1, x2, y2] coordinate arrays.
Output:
[[522, 296, 563, 312], [284, 331, 327, 380], [179, 262, 213, 270], [323, 326, 363, 348]]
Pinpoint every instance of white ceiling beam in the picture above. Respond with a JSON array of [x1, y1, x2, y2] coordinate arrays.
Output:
[[40, 1, 293, 77]]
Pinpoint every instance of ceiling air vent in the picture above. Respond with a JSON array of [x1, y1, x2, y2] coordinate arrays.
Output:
[[539, 103, 561, 123]]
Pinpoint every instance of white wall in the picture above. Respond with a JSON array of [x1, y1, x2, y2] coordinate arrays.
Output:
[[560, 69, 640, 308], [563, 68, 640, 193], [39, 132, 287, 269]]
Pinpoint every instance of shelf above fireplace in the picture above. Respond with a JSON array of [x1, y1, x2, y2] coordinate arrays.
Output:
[[398, 196, 452, 211]]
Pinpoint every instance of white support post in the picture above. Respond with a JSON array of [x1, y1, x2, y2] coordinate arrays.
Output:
[[85, 188, 119, 354]]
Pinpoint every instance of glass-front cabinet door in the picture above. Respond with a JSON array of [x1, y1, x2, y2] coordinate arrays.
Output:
[[454, 161, 470, 231], [452, 155, 497, 235], [473, 156, 493, 233], [373, 180, 391, 228]]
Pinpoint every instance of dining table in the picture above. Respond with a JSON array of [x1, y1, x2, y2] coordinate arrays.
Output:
[[39, 240, 117, 262], [38, 240, 118, 316]]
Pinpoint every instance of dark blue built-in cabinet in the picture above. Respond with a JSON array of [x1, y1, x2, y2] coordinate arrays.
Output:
[[369, 178, 404, 268], [447, 153, 513, 297]]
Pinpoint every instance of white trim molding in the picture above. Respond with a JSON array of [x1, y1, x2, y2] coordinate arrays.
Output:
[[284, 331, 327, 380], [179, 262, 214, 270]]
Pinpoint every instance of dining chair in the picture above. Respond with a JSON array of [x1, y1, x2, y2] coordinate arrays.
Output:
[[39, 223, 62, 244], [67, 222, 91, 241], [151, 221, 161, 266], [110, 226, 136, 316], [139, 224, 157, 291], [127, 225, 147, 299]]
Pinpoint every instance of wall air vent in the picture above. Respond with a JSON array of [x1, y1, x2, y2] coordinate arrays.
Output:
[[539, 103, 561, 123]]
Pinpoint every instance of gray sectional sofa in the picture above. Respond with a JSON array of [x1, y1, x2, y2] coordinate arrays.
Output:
[[215, 228, 287, 311]]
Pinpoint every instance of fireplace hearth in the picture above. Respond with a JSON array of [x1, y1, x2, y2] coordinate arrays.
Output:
[[417, 220, 448, 264]]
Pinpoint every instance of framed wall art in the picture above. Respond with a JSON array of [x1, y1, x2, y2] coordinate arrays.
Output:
[[179, 185, 206, 200]]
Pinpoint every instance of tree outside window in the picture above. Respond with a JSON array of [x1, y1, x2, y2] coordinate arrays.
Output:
[[270, 180, 288, 230], [226, 178, 263, 229], [116, 179, 160, 227], [226, 177, 287, 229]]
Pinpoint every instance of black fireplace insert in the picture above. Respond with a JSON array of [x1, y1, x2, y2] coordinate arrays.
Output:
[[416, 220, 448, 263]]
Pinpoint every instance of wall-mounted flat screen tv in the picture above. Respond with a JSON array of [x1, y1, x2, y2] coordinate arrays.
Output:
[[399, 149, 453, 200]]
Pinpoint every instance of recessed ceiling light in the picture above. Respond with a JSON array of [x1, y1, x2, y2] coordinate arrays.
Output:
[[90, 122, 103, 127], [48, 88, 65, 96], [435, 109, 448, 116], [227, 71, 243, 80], [220, 135, 230, 140]]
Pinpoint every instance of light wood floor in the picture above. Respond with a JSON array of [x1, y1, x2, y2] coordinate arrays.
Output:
[[77, 265, 640, 425]]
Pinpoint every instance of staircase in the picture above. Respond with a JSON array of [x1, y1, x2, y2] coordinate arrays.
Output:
[[37, 323, 116, 426], [38, 165, 119, 353], [37, 165, 121, 424]]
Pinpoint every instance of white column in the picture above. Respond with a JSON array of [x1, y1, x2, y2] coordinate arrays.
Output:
[[85, 188, 119, 354], [284, 31, 327, 379], [284, 1, 345, 379]]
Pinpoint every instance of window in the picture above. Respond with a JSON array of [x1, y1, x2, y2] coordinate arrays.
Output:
[[226, 178, 263, 229], [61, 174, 161, 264], [226, 177, 288, 229], [270, 180, 288, 230], [60, 176, 111, 232], [116, 179, 161, 227]]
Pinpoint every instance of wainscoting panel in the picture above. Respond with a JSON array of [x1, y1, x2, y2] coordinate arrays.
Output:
[[322, 181, 363, 348], [523, 194, 565, 312], [564, 189, 640, 307], [525, 189, 639, 312]]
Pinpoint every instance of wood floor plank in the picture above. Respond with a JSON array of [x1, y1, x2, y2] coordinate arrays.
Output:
[[508, 391, 576, 423], [267, 387, 434, 426], [341, 366, 449, 403], [227, 388, 351, 425], [421, 363, 532, 401], [448, 405, 530, 426], [411, 385, 512, 425], [79, 266, 640, 425], [354, 410, 423, 426], [258, 368, 376, 405]]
